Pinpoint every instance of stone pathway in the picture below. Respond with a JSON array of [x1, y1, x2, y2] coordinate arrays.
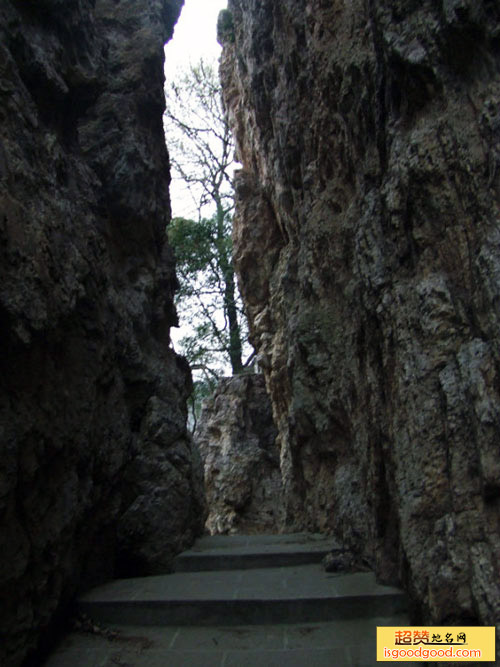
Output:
[[44, 534, 416, 666]]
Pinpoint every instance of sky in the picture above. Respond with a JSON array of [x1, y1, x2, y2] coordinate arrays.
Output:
[[164, 0, 227, 221], [164, 0, 226, 78]]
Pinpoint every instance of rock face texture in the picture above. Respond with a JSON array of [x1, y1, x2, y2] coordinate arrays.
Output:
[[0, 1, 206, 665], [221, 0, 500, 636], [196, 374, 282, 535]]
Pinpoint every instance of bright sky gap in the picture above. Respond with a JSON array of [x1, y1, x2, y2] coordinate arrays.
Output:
[[163, 0, 235, 368]]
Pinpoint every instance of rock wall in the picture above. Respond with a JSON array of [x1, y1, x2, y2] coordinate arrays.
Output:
[[196, 374, 282, 535], [0, 1, 206, 665], [221, 0, 500, 635]]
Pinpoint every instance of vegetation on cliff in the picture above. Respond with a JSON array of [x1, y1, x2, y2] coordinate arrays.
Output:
[[164, 59, 251, 422]]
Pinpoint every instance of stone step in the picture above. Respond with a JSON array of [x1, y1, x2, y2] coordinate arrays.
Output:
[[45, 617, 418, 667], [174, 533, 335, 572], [78, 565, 408, 627]]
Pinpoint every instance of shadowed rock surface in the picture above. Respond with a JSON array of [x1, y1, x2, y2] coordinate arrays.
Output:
[[220, 0, 500, 644], [0, 1, 207, 665], [195, 374, 283, 535]]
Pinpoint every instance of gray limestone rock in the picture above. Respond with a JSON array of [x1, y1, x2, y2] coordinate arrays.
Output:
[[221, 0, 500, 648], [195, 374, 283, 535], [0, 1, 206, 665]]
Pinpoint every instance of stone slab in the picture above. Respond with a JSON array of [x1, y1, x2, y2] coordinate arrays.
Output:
[[174, 533, 336, 571], [188, 533, 332, 549], [44, 617, 417, 667], [78, 566, 408, 626]]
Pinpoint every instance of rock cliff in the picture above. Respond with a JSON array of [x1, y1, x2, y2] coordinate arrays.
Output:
[[0, 1, 206, 665], [196, 374, 282, 535], [221, 0, 500, 636]]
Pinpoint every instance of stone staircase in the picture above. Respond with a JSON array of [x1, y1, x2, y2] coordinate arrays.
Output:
[[46, 534, 413, 666]]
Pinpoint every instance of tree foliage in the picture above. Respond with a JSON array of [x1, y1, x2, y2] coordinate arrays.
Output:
[[168, 213, 246, 379], [164, 59, 250, 391], [165, 60, 234, 218]]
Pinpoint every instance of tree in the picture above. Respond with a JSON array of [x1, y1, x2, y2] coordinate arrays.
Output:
[[164, 59, 249, 381], [168, 214, 246, 377]]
